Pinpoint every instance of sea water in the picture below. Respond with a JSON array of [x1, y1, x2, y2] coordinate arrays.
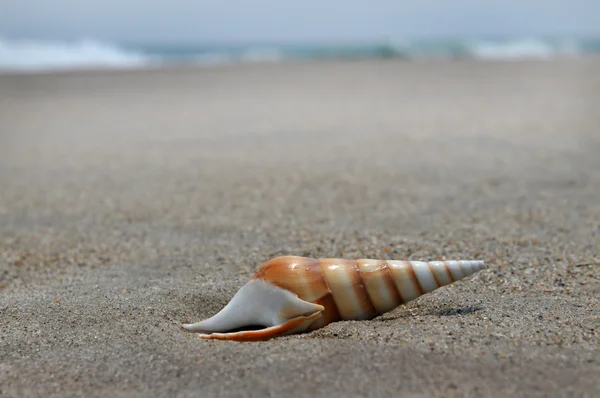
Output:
[[1, 36, 599, 73]]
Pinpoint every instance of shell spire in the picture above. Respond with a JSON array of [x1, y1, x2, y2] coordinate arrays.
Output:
[[183, 256, 486, 341]]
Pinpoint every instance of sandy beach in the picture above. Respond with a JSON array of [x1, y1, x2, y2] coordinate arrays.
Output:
[[1, 58, 599, 397]]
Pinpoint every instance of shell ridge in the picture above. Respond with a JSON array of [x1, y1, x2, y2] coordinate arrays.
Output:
[[411, 261, 440, 293], [459, 260, 474, 276], [386, 260, 421, 302], [383, 261, 405, 305], [316, 258, 341, 317], [354, 260, 378, 319], [406, 261, 426, 296], [443, 261, 456, 282], [319, 258, 377, 320], [446, 261, 465, 280], [427, 262, 442, 288], [317, 259, 334, 297], [356, 259, 400, 315]]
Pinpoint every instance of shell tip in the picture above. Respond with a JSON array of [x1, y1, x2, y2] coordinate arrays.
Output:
[[182, 322, 206, 332]]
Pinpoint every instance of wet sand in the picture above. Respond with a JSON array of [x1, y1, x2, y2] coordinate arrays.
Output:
[[1, 58, 599, 397]]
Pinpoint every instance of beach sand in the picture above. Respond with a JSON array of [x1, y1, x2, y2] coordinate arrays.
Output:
[[1, 58, 599, 397]]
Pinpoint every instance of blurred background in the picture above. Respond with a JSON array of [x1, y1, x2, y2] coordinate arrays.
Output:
[[1, 1, 599, 72]]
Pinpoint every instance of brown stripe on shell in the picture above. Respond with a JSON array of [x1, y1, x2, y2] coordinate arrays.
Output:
[[357, 259, 403, 314], [446, 261, 465, 281], [427, 262, 442, 287], [386, 261, 422, 303], [319, 258, 377, 321], [443, 261, 455, 282], [405, 262, 425, 296], [383, 263, 406, 305], [428, 261, 454, 287]]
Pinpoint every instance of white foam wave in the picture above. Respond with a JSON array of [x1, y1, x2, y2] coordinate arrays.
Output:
[[0, 37, 153, 72], [466, 38, 577, 60]]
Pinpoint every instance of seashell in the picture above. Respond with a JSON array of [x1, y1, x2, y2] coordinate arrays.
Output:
[[183, 256, 486, 341]]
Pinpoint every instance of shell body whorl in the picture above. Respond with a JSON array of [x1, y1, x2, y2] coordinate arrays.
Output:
[[183, 256, 486, 341]]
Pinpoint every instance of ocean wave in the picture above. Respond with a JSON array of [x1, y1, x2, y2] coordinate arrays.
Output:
[[240, 48, 284, 63], [191, 48, 284, 66], [0, 36, 597, 72], [0, 37, 154, 72], [464, 38, 579, 60]]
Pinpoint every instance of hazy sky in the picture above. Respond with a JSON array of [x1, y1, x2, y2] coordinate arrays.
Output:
[[1, 1, 598, 43]]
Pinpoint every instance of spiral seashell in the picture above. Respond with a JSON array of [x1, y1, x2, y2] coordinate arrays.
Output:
[[183, 256, 486, 341]]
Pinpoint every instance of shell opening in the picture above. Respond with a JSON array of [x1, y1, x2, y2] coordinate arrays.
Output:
[[182, 279, 325, 340], [216, 324, 271, 333]]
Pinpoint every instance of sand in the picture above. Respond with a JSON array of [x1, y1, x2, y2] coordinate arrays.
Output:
[[1, 58, 599, 397]]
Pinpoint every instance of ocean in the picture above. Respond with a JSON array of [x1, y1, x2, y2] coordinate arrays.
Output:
[[1, 36, 599, 73]]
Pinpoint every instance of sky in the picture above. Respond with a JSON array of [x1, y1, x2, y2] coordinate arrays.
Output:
[[1, 1, 599, 43]]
